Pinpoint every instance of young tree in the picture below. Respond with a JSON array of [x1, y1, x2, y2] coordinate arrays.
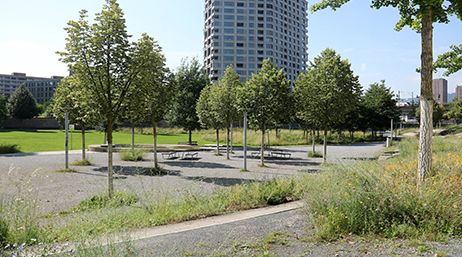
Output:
[[57, 0, 158, 198], [169, 57, 208, 144], [213, 65, 241, 159], [294, 48, 361, 162], [0, 95, 9, 125], [240, 59, 292, 166], [8, 84, 40, 121], [362, 80, 400, 138], [51, 76, 99, 161], [310, 0, 462, 180], [197, 85, 225, 155]]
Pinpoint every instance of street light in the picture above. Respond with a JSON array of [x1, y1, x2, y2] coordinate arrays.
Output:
[[240, 108, 250, 171]]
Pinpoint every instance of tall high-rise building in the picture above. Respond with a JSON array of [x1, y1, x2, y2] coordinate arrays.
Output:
[[432, 78, 448, 104], [203, 0, 309, 82], [456, 85, 462, 101]]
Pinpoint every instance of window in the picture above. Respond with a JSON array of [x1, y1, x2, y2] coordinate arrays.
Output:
[[237, 49, 245, 54], [224, 42, 233, 47], [237, 2, 244, 6], [224, 8, 234, 13], [224, 56, 234, 61], [249, 51, 254, 56], [237, 29, 245, 34], [224, 28, 234, 33], [236, 56, 244, 61], [224, 15, 234, 19], [237, 16, 244, 20], [224, 49, 234, 54], [224, 1, 234, 6], [237, 22, 244, 27], [249, 3, 255, 7], [237, 9, 245, 14], [224, 35, 234, 40]]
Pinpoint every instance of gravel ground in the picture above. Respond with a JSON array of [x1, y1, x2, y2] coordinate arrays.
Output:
[[0, 143, 383, 215]]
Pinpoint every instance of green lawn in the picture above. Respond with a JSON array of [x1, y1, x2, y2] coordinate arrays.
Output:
[[0, 130, 210, 153]]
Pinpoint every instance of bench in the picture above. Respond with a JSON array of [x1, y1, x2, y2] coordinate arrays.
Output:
[[182, 151, 198, 159], [161, 151, 177, 159], [271, 151, 291, 158], [178, 141, 198, 145], [251, 151, 271, 158]]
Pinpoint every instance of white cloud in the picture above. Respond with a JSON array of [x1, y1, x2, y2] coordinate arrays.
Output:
[[360, 63, 367, 72]]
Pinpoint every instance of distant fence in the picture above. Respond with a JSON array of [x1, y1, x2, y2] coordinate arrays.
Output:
[[0, 118, 59, 129]]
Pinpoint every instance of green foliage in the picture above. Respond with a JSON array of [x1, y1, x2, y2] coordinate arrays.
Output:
[[362, 80, 400, 133], [308, 151, 323, 158], [7, 84, 39, 120], [0, 144, 21, 154], [0, 95, 10, 124], [70, 158, 94, 166], [66, 191, 139, 214], [444, 98, 462, 122], [118, 148, 147, 161], [0, 218, 8, 246], [435, 44, 462, 76], [240, 59, 293, 165], [197, 85, 225, 130], [142, 166, 168, 176], [305, 137, 462, 241], [169, 57, 208, 139]]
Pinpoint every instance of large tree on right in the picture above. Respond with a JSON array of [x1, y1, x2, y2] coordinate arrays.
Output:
[[310, 0, 462, 181]]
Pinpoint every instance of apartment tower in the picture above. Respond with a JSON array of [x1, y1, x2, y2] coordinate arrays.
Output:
[[432, 78, 448, 104], [456, 85, 462, 101], [203, 0, 308, 82]]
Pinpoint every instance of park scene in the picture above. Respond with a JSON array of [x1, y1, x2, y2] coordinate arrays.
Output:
[[1, 0, 462, 256]]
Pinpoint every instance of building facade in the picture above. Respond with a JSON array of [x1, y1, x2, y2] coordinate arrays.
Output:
[[456, 85, 462, 101], [0, 72, 63, 104], [203, 0, 308, 82], [432, 78, 448, 104]]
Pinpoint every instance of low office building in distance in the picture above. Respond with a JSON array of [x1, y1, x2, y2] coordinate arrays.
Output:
[[203, 0, 308, 82], [432, 78, 448, 104], [0, 72, 64, 104]]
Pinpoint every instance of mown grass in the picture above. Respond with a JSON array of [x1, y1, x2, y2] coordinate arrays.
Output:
[[304, 136, 462, 241]]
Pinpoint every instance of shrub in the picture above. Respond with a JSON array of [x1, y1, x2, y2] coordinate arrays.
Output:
[[118, 148, 147, 161], [0, 144, 21, 154], [307, 151, 323, 158], [0, 218, 9, 247], [71, 159, 94, 166]]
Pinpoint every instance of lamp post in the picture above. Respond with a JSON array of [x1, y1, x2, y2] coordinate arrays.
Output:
[[243, 110, 248, 171], [62, 107, 72, 169]]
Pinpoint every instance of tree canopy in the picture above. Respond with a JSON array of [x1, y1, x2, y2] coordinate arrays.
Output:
[[8, 84, 40, 120], [169, 57, 209, 143], [294, 48, 361, 162], [435, 44, 462, 76], [240, 59, 292, 166], [57, 0, 164, 198], [0, 95, 9, 125]]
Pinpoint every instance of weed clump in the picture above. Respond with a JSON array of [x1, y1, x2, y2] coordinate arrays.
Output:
[[118, 148, 147, 161], [0, 144, 21, 154]]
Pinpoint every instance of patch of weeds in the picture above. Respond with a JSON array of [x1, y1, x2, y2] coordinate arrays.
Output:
[[0, 144, 21, 154], [0, 218, 9, 246], [71, 158, 94, 166], [196, 242, 210, 248], [409, 239, 432, 254], [240, 168, 249, 172], [260, 178, 299, 205], [214, 153, 223, 156], [142, 166, 167, 176], [433, 249, 449, 257], [119, 148, 147, 161], [307, 151, 323, 158], [264, 231, 292, 246], [182, 250, 196, 256], [61, 191, 138, 214], [54, 168, 78, 173]]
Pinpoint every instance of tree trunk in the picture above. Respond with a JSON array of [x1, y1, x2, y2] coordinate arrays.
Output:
[[107, 116, 114, 199], [418, 6, 434, 182], [81, 124, 86, 160], [276, 127, 280, 138], [261, 126, 265, 166], [189, 130, 192, 144], [216, 128, 220, 154], [152, 118, 158, 168], [312, 128, 316, 153], [226, 124, 230, 160], [131, 120, 135, 151], [323, 126, 328, 163]]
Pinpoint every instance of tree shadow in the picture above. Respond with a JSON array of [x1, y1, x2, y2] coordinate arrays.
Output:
[[162, 161, 235, 169], [182, 176, 258, 187], [342, 157, 378, 161], [93, 166, 181, 176]]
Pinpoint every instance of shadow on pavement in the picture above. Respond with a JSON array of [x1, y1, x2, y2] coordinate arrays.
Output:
[[93, 166, 181, 177], [183, 176, 257, 187], [162, 161, 234, 169]]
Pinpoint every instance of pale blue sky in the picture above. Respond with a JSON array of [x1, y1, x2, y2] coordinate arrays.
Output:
[[1, 0, 461, 97]]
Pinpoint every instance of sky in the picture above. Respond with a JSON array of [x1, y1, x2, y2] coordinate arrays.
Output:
[[1, 0, 461, 98]]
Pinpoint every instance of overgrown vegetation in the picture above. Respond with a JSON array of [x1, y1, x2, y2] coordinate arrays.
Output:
[[305, 136, 462, 241], [71, 158, 94, 166], [118, 148, 148, 161], [0, 144, 21, 154]]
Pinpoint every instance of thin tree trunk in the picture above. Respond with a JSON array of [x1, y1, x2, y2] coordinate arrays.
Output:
[[216, 128, 220, 154], [323, 126, 328, 163], [261, 126, 265, 166], [312, 128, 316, 153], [81, 125, 86, 160], [267, 131, 270, 148], [131, 120, 135, 150], [418, 6, 434, 182], [107, 117, 114, 199], [226, 125, 230, 160], [189, 130, 192, 144], [152, 119, 158, 168]]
